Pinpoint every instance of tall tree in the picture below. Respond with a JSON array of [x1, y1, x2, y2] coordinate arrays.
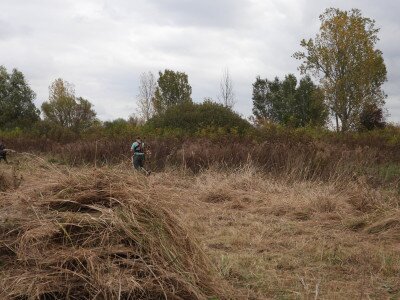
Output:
[[136, 71, 157, 122], [359, 103, 385, 131], [252, 74, 297, 125], [252, 76, 278, 123], [294, 8, 387, 132], [0, 66, 40, 129], [74, 97, 97, 130], [153, 69, 192, 114], [252, 74, 327, 127], [43, 78, 76, 128], [41, 78, 97, 132], [293, 76, 328, 127], [218, 68, 235, 109]]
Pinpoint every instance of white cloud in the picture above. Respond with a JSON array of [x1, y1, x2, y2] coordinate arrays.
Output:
[[0, 0, 399, 122]]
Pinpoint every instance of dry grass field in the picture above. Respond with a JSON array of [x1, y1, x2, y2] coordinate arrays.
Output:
[[1, 154, 400, 299]]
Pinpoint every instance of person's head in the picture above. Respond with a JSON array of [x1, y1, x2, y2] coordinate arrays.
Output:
[[136, 136, 141, 143]]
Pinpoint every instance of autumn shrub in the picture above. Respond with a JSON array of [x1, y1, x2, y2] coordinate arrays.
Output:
[[145, 101, 253, 136]]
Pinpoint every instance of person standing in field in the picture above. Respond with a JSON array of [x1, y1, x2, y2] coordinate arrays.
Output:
[[0, 140, 8, 163], [131, 136, 146, 171]]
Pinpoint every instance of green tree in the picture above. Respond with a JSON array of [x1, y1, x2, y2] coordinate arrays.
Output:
[[293, 76, 328, 127], [294, 8, 387, 132], [0, 66, 40, 129], [252, 76, 280, 123], [41, 78, 97, 132], [153, 69, 192, 114], [359, 103, 385, 131], [252, 74, 327, 127]]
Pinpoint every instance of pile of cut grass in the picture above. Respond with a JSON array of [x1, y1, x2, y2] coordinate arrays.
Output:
[[0, 168, 229, 299], [0, 165, 22, 192]]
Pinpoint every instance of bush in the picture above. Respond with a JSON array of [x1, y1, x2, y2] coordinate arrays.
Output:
[[145, 101, 253, 136]]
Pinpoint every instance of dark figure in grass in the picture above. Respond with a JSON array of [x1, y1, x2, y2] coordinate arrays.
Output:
[[0, 140, 8, 163], [131, 136, 146, 171]]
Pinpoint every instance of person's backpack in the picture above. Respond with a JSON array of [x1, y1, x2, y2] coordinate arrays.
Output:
[[0, 144, 6, 159], [134, 142, 144, 153]]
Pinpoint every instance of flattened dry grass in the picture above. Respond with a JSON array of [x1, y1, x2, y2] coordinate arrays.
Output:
[[151, 166, 400, 299]]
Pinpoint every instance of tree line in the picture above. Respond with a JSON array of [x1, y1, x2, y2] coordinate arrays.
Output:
[[0, 8, 389, 137]]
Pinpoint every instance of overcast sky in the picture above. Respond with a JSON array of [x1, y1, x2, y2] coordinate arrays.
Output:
[[1, 0, 399, 122]]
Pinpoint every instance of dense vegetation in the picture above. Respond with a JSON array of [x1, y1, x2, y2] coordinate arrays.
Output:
[[145, 101, 252, 136], [0, 7, 398, 188]]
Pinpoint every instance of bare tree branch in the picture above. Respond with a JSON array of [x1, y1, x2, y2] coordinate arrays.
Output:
[[136, 71, 157, 121], [218, 68, 235, 109]]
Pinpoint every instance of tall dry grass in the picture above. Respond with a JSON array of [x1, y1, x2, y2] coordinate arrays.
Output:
[[4, 136, 400, 188]]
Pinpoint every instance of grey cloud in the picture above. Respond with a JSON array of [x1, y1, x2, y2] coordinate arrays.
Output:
[[102, 0, 249, 28], [0, 19, 33, 40], [0, 0, 399, 122], [145, 0, 248, 27]]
